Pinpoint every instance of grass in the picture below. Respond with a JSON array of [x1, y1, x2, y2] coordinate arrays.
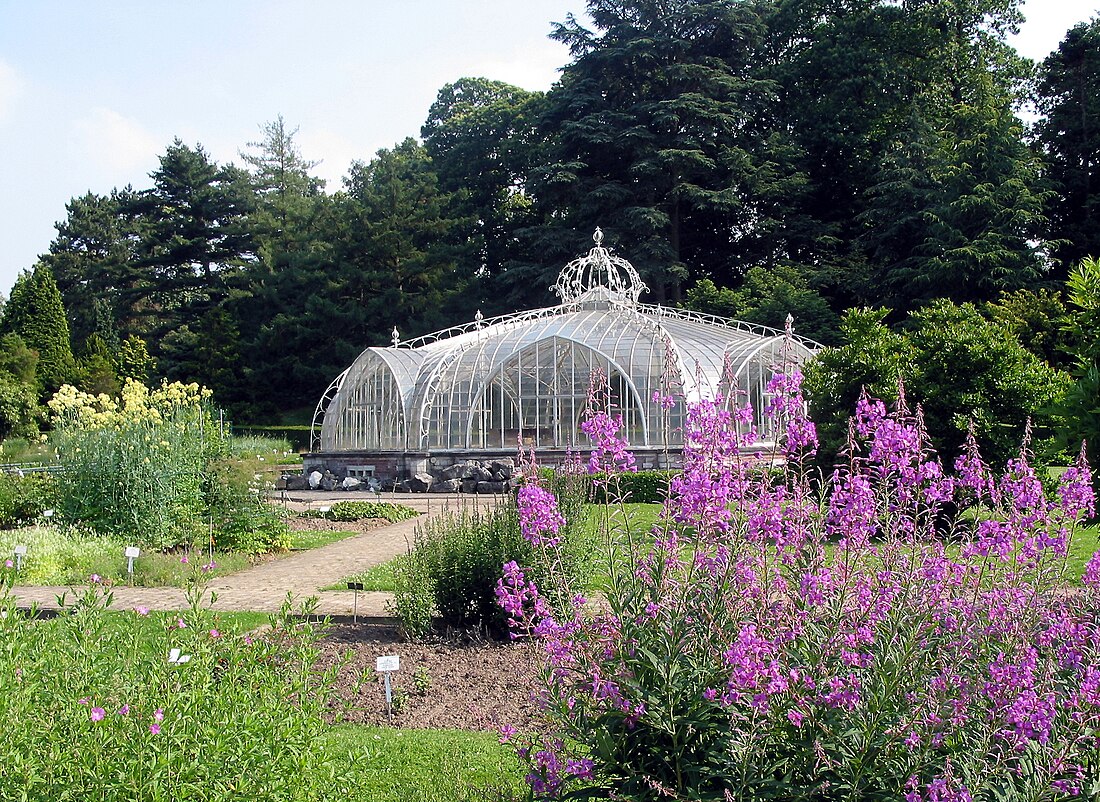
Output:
[[0, 520, 375, 588], [326, 560, 399, 591], [319, 725, 525, 802]]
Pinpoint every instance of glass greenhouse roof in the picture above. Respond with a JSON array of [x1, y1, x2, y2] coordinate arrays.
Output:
[[313, 230, 819, 454]]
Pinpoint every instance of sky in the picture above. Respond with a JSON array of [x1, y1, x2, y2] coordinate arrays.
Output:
[[0, 0, 1096, 299]]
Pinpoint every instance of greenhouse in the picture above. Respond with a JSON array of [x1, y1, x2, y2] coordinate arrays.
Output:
[[306, 230, 819, 482]]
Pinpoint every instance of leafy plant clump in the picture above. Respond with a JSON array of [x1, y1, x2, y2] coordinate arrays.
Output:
[[0, 471, 55, 529], [391, 475, 592, 640], [300, 500, 418, 524], [47, 380, 288, 552], [500, 368, 1100, 800]]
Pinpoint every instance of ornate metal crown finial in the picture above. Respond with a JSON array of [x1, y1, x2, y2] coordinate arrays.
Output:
[[552, 227, 648, 305]]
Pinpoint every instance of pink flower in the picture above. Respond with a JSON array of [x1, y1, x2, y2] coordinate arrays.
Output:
[[134, 606, 149, 616], [90, 707, 105, 722], [176, 618, 187, 629], [209, 629, 221, 639], [3, 559, 11, 568], [499, 723, 518, 743], [118, 705, 130, 716], [154, 708, 164, 722], [77, 697, 89, 705], [149, 723, 161, 735], [180, 555, 189, 565], [90, 574, 101, 584]]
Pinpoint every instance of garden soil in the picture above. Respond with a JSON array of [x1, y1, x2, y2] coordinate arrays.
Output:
[[318, 621, 544, 732]]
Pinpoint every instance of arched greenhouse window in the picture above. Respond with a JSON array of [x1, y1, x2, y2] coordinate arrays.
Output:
[[321, 353, 406, 450], [467, 337, 647, 450]]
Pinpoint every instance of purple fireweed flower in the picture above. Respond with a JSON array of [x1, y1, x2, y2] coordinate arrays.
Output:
[[1058, 445, 1095, 521], [580, 410, 637, 475], [90, 707, 105, 722], [149, 723, 161, 735], [1084, 551, 1100, 590], [766, 371, 817, 458], [517, 483, 565, 548], [118, 705, 130, 716], [499, 723, 517, 743]]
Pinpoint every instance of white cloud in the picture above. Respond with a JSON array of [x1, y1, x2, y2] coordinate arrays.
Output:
[[297, 127, 365, 191], [73, 107, 161, 172], [0, 60, 24, 124], [462, 43, 566, 92]]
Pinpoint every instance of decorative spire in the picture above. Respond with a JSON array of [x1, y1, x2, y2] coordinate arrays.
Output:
[[474, 309, 484, 330], [552, 228, 648, 306], [391, 326, 400, 348]]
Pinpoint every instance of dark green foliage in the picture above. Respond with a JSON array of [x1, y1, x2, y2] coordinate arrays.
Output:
[[392, 488, 591, 640], [554, 469, 675, 505], [982, 288, 1076, 370], [683, 271, 841, 345], [1054, 257, 1100, 467], [1034, 18, 1100, 273], [804, 301, 1069, 470], [0, 333, 43, 440], [42, 189, 144, 348], [804, 309, 909, 467], [905, 300, 1068, 466], [75, 333, 121, 397], [0, 472, 56, 529], [531, 0, 780, 303], [422, 78, 544, 316], [0, 265, 76, 396]]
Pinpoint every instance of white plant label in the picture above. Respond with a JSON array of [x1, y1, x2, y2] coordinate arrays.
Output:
[[125, 546, 140, 558], [376, 655, 400, 672], [13, 545, 27, 556]]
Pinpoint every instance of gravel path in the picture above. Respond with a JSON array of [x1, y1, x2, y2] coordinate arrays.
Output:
[[10, 492, 503, 617]]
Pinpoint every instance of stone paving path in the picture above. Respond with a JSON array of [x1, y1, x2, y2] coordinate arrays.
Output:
[[10, 492, 502, 618]]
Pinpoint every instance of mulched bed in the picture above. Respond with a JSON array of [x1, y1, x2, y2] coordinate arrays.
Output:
[[286, 516, 391, 533], [318, 622, 544, 732]]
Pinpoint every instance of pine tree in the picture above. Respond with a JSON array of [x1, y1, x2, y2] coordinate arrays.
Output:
[[0, 265, 76, 395]]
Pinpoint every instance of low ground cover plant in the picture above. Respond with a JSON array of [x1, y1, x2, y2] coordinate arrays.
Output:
[[0, 580, 353, 800], [500, 367, 1100, 800], [300, 500, 419, 524]]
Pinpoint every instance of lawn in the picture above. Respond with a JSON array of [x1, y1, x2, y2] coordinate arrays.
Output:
[[320, 726, 525, 801], [0, 523, 369, 588]]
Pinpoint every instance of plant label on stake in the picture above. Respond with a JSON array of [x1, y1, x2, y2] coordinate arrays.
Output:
[[125, 546, 140, 580], [13, 544, 27, 572], [376, 655, 400, 719], [347, 582, 364, 622]]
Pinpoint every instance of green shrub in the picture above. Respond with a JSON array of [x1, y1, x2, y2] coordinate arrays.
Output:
[[301, 500, 418, 523], [390, 550, 435, 640], [391, 489, 592, 639], [204, 458, 291, 554], [0, 472, 56, 529]]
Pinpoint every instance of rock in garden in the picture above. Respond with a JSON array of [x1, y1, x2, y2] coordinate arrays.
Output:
[[407, 472, 434, 493], [320, 476, 338, 491], [490, 458, 515, 479], [439, 463, 465, 482], [308, 470, 324, 489], [283, 474, 310, 491], [477, 480, 506, 494], [460, 479, 479, 494], [435, 478, 461, 493], [341, 476, 361, 490]]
